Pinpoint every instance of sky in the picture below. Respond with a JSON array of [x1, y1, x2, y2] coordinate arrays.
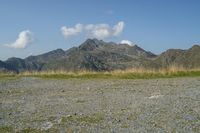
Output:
[[0, 0, 200, 60]]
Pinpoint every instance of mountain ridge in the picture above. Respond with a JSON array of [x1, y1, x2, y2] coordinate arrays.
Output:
[[0, 39, 199, 72]]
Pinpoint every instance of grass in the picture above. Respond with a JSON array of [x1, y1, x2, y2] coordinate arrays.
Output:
[[121, 123, 130, 128], [76, 99, 86, 103], [0, 72, 18, 82], [61, 113, 104, 124], [0, 126, 14, 133], [1, 66, 200, 80], [16, 128, 43, 133]]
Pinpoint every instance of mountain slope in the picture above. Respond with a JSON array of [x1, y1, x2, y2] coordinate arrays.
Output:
[[0, 60, 18, 72], [154, 45, 200, 68], [4, 49, 66, 71]]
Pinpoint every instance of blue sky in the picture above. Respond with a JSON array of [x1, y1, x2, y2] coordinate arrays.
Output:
[[0, 0, 200, 60]]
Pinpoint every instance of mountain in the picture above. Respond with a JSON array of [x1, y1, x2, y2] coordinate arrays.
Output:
[[0, 39, 200, 72], [0, 60, 17, 72], [154, 45, 200, 68]]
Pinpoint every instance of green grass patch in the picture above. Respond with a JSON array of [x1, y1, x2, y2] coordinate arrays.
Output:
[[61, 113, 104, 124], [1, 70, 200, 80], [27, 73, 113, 79], [0, 74, 16, 79], [121, 123, 130, 128], [76, 99, 85, 103], [30, 71, 200, 79], [0, 126, 14, 133], [16, 128, 44, 133], [0, 74, 19, 83]]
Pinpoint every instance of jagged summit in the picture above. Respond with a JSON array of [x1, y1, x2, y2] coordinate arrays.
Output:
[[79, 38, 105, 51]]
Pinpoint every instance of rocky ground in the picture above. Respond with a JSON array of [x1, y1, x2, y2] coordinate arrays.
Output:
[[1, 77, 200, 132]]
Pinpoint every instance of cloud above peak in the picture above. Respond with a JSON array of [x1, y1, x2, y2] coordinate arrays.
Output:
[[61, 24, 83, 39], [120, 40, 134, 46], [61, 21, 124, 39], [5, 30, 33, 49]]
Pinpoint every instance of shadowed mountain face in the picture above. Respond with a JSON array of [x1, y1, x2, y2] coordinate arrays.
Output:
[[0, 60, 17, 72], [0, 39, 200, 72]]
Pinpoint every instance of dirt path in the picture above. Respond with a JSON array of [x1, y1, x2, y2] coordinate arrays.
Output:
[[1, 77, 200, 132]]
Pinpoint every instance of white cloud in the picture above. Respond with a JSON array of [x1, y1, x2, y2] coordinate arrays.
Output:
[[5, 30, 33, 49], [120, 40, 134, 46], [61, 21, 124, 39], [91, 27, 110, 39], [112, 21, 124, 36], [61, 23, 83, 38], [86, 23, 110, 39]]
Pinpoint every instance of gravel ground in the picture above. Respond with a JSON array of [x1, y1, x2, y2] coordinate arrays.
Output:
[[1, 77, 200, 133]]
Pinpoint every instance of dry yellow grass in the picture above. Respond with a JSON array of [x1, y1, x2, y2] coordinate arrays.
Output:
[[13, 65, 200, 79], [1, 65, 200, 79]]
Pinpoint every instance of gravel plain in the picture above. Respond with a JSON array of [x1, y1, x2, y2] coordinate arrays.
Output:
[[1, 77, 200, 132]]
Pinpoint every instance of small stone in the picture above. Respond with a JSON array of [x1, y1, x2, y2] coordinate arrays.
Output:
[[66, 114, 72, 117], [41, 122, 53, 130]]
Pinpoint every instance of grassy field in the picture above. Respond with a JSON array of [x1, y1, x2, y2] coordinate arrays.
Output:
[[1, 66, 200, 80]]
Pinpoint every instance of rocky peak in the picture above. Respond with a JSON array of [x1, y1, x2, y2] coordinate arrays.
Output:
[[79, 38, 104, 51]]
